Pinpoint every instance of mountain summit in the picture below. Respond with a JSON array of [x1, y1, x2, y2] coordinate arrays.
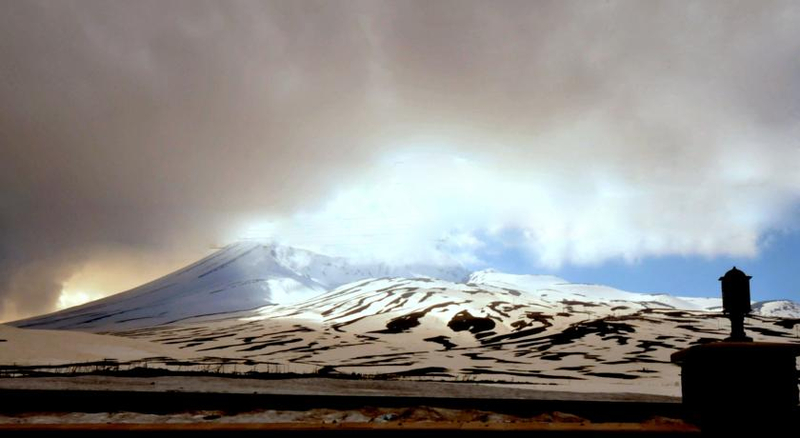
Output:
[[11, 242, 469, 331]]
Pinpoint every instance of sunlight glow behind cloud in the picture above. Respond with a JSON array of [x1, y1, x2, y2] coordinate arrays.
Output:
[[54, 249, 198, 312], [57, 288, 106, 311]]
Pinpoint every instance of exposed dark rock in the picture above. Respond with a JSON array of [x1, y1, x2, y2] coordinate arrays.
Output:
[[584, 372, 640, 380], [372, 302, 455, 334], [447, 310, 496, 334], [424, 335, 457, 350]]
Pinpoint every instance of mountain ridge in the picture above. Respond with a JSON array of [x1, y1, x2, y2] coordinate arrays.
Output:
[[10, 242, 469, 331], [9, 242, 799, 332], [5, 243, 799, 395]]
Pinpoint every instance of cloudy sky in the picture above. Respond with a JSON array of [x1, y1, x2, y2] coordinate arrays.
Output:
[[2, 0, 799, 321]]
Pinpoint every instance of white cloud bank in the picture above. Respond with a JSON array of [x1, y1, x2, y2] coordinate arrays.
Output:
[[235, 127, 800, 269], [3, 0, 800, 319]]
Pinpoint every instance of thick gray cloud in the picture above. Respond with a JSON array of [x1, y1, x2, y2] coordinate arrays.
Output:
[[2, 0, 800, 320]]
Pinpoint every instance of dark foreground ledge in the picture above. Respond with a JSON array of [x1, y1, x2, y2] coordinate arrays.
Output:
[[0, 386, 682, 423], [0, 376, 682, 421], [0, 376, 696, 436], [0, 421, 701, 437]]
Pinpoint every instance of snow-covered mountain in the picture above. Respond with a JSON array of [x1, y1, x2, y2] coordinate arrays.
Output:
[[90, 274, 798, 396], [466, 270, 724, 312], [10, 243, 798, 334], [752, 300, 800, 318], [11, 243, 799, 333], [5, 243, 799, 396], [10, 242, 468, 331]]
